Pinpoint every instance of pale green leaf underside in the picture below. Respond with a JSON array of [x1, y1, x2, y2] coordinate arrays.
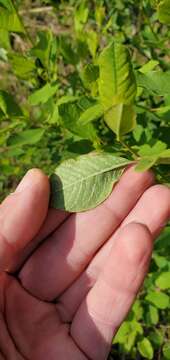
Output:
[[50, 153, 131, 212]]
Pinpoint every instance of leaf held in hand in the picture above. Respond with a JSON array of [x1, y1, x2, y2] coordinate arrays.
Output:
[[50, 153, 132, 212]]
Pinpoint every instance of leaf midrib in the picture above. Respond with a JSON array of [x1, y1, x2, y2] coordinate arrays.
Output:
[[53, 160, 131, 192]]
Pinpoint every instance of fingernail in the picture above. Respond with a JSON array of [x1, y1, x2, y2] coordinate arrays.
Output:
[[15, 170, 35, 193]]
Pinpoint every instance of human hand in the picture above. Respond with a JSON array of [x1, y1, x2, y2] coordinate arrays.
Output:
[[0, 167, 169, 359]]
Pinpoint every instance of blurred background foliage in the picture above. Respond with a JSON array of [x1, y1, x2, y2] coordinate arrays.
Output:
[[0, 0, 170, 358]]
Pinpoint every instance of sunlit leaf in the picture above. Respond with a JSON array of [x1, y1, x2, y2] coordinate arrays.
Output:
[[98, 42, 137, 138], [156, 272, 170, 290], [29, 83, 58, 106], [78, 103, 103, 125], [137, 338, 154, 359], [145, 291, 169, 309]]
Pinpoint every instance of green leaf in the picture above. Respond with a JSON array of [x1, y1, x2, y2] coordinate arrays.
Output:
[[0, 91, 23, 118], [9, 53, 36, 79], [114, 320, 143, 352], [157, 0, 170, 24], [86, 30, 99, 58], [132, 300, 143, 320], [78, 103, 103, 125], [153, 253, 169, 268], [135, 157, 157, 171], [145, 291, 170, 309], [149, 329, 164, 348], [59, 99, 98, 141], [99, 42, 136, 108], [139, 60, 159, 74], [0, 29, 10, 49], [136, 142, 170, 171], [138, 338, 154, 359], [57, 95, 79, 106], [74, 2, 89, 33], [98, 41, 137, 138], [0, 7, 25, 33], [59, 36, 78, 65], [163, 343, 170, 359], [137, 71, 170, 96], [29, 83, 58, 106], [156, 272, 170, 290], [104, 103, 137, 140], [138, 141, 167, 156], [30, 31, 54, 69], [50, 153, 131, 212], [7, 129, 44, 147], [81, 64, 99, 88], [147, 305, 159, 325], [0, 0, 14, 11]]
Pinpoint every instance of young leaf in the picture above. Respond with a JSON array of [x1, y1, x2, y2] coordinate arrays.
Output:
[[98, 41, 137, 138], [29, 83, 58, 106], [139, 60, 159, 74], [137, 338, 154, 359], [135, 141, 170, 171], [148, 305, 159, 325], [50, 153, 131, 212], [145, 291, 169, 309], [78, 103, 103, 125], [86, 30, 99, 58], [155, 272, 170, 290]]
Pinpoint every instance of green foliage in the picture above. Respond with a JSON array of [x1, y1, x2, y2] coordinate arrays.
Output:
[[137, 338, 154, 359], [0, 0, 170, 358]]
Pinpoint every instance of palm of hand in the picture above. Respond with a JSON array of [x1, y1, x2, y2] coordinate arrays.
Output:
[[0, 167, 169, 360]]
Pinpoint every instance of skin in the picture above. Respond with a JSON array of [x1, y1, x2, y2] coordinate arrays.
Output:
[[0, 167, 169, 359]]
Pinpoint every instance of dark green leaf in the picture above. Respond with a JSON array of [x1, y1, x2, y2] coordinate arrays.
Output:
[[7, 129, 44, 147]]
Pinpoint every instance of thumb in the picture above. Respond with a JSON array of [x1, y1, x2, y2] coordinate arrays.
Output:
[[0, 169, 49, 271]]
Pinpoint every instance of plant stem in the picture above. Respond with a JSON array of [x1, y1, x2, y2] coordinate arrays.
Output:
[[119, 139, 138, 160]]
